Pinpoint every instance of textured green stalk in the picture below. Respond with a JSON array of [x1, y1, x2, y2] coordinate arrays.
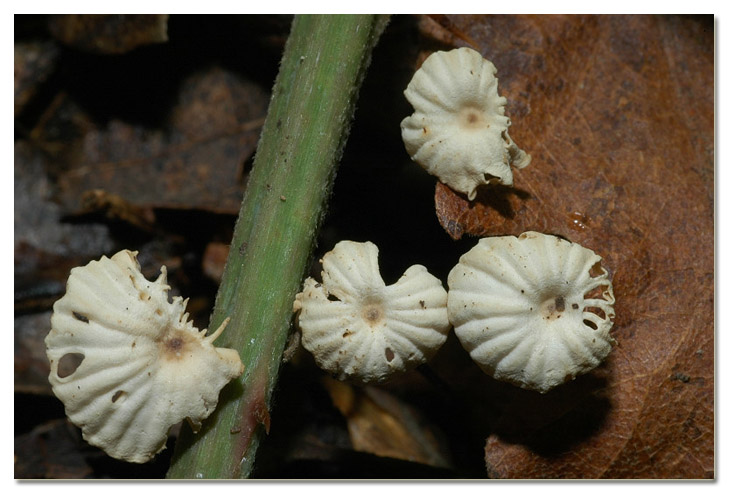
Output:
[[166, 14, 389, 479]]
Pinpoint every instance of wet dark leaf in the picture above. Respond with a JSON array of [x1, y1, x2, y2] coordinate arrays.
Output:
[[14, 40, 59, 116], [54, 67, 267, 214], [14, 420, 93, 479], [48, 14, 169, 54], [14, 141, 115, 314], [15, 312, 54, 396]]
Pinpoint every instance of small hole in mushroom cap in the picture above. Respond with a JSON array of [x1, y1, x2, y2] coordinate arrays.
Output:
[[584, 284, 611, 301], [385, 347, 395, 362], [483, 173, 500, 183], [57, 353, 85, 378], [72, 311, 89, 323], [589, 261, 605, 278], [583, 319, 598, 330], [584, 306, 607, 320], [111, 390, 127, 404], [327, 293, 341, 302]]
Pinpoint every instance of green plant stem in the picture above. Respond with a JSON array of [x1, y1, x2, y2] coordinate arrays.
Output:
[[166, 14, 389, 479]]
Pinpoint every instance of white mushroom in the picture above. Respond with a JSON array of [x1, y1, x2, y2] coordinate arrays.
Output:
[[401, 47, 531, 200], [447, 232, 615, 393], [45, 250, 244, 463], [293, 240, 450, 384]]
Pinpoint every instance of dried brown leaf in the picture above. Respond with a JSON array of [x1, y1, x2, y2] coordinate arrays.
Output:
[[79, 189, 157, 232], [323, 377, 452, 469], [427, 14, 713, 479], [202, 241, 230, 283]]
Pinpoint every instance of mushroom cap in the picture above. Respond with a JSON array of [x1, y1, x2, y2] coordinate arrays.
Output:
[[45, 250, 244, 463], [293, 240, 450, 384], [401, 47, 531, 200], [447, 232, 615, 393]]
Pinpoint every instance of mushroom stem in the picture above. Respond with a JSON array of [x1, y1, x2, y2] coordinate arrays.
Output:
[[166, 14, 389, 479]]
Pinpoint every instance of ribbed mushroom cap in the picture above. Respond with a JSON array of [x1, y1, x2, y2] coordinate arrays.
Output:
[[401, 47, 531, 200], [45, 250, 244, 463], [447, 232, 615, 393], [294, 240, 450, 384]]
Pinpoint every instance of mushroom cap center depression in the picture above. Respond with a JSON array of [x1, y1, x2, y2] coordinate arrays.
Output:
[[458, 106, 487, 130], [362, 304, 384, 326], [540, 294, 565, 320]]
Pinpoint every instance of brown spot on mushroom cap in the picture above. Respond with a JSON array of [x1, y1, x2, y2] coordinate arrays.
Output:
[[158, 330, 198, 361], [362, 304, 383, 325], [461, 108, 484, 128]]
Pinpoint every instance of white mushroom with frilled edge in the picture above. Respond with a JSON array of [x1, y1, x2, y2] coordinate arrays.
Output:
[[447, 232, 615, 393], [293, 240, 450, 384], [45, 250, 244, 463], [401, 47, 531, 200]]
